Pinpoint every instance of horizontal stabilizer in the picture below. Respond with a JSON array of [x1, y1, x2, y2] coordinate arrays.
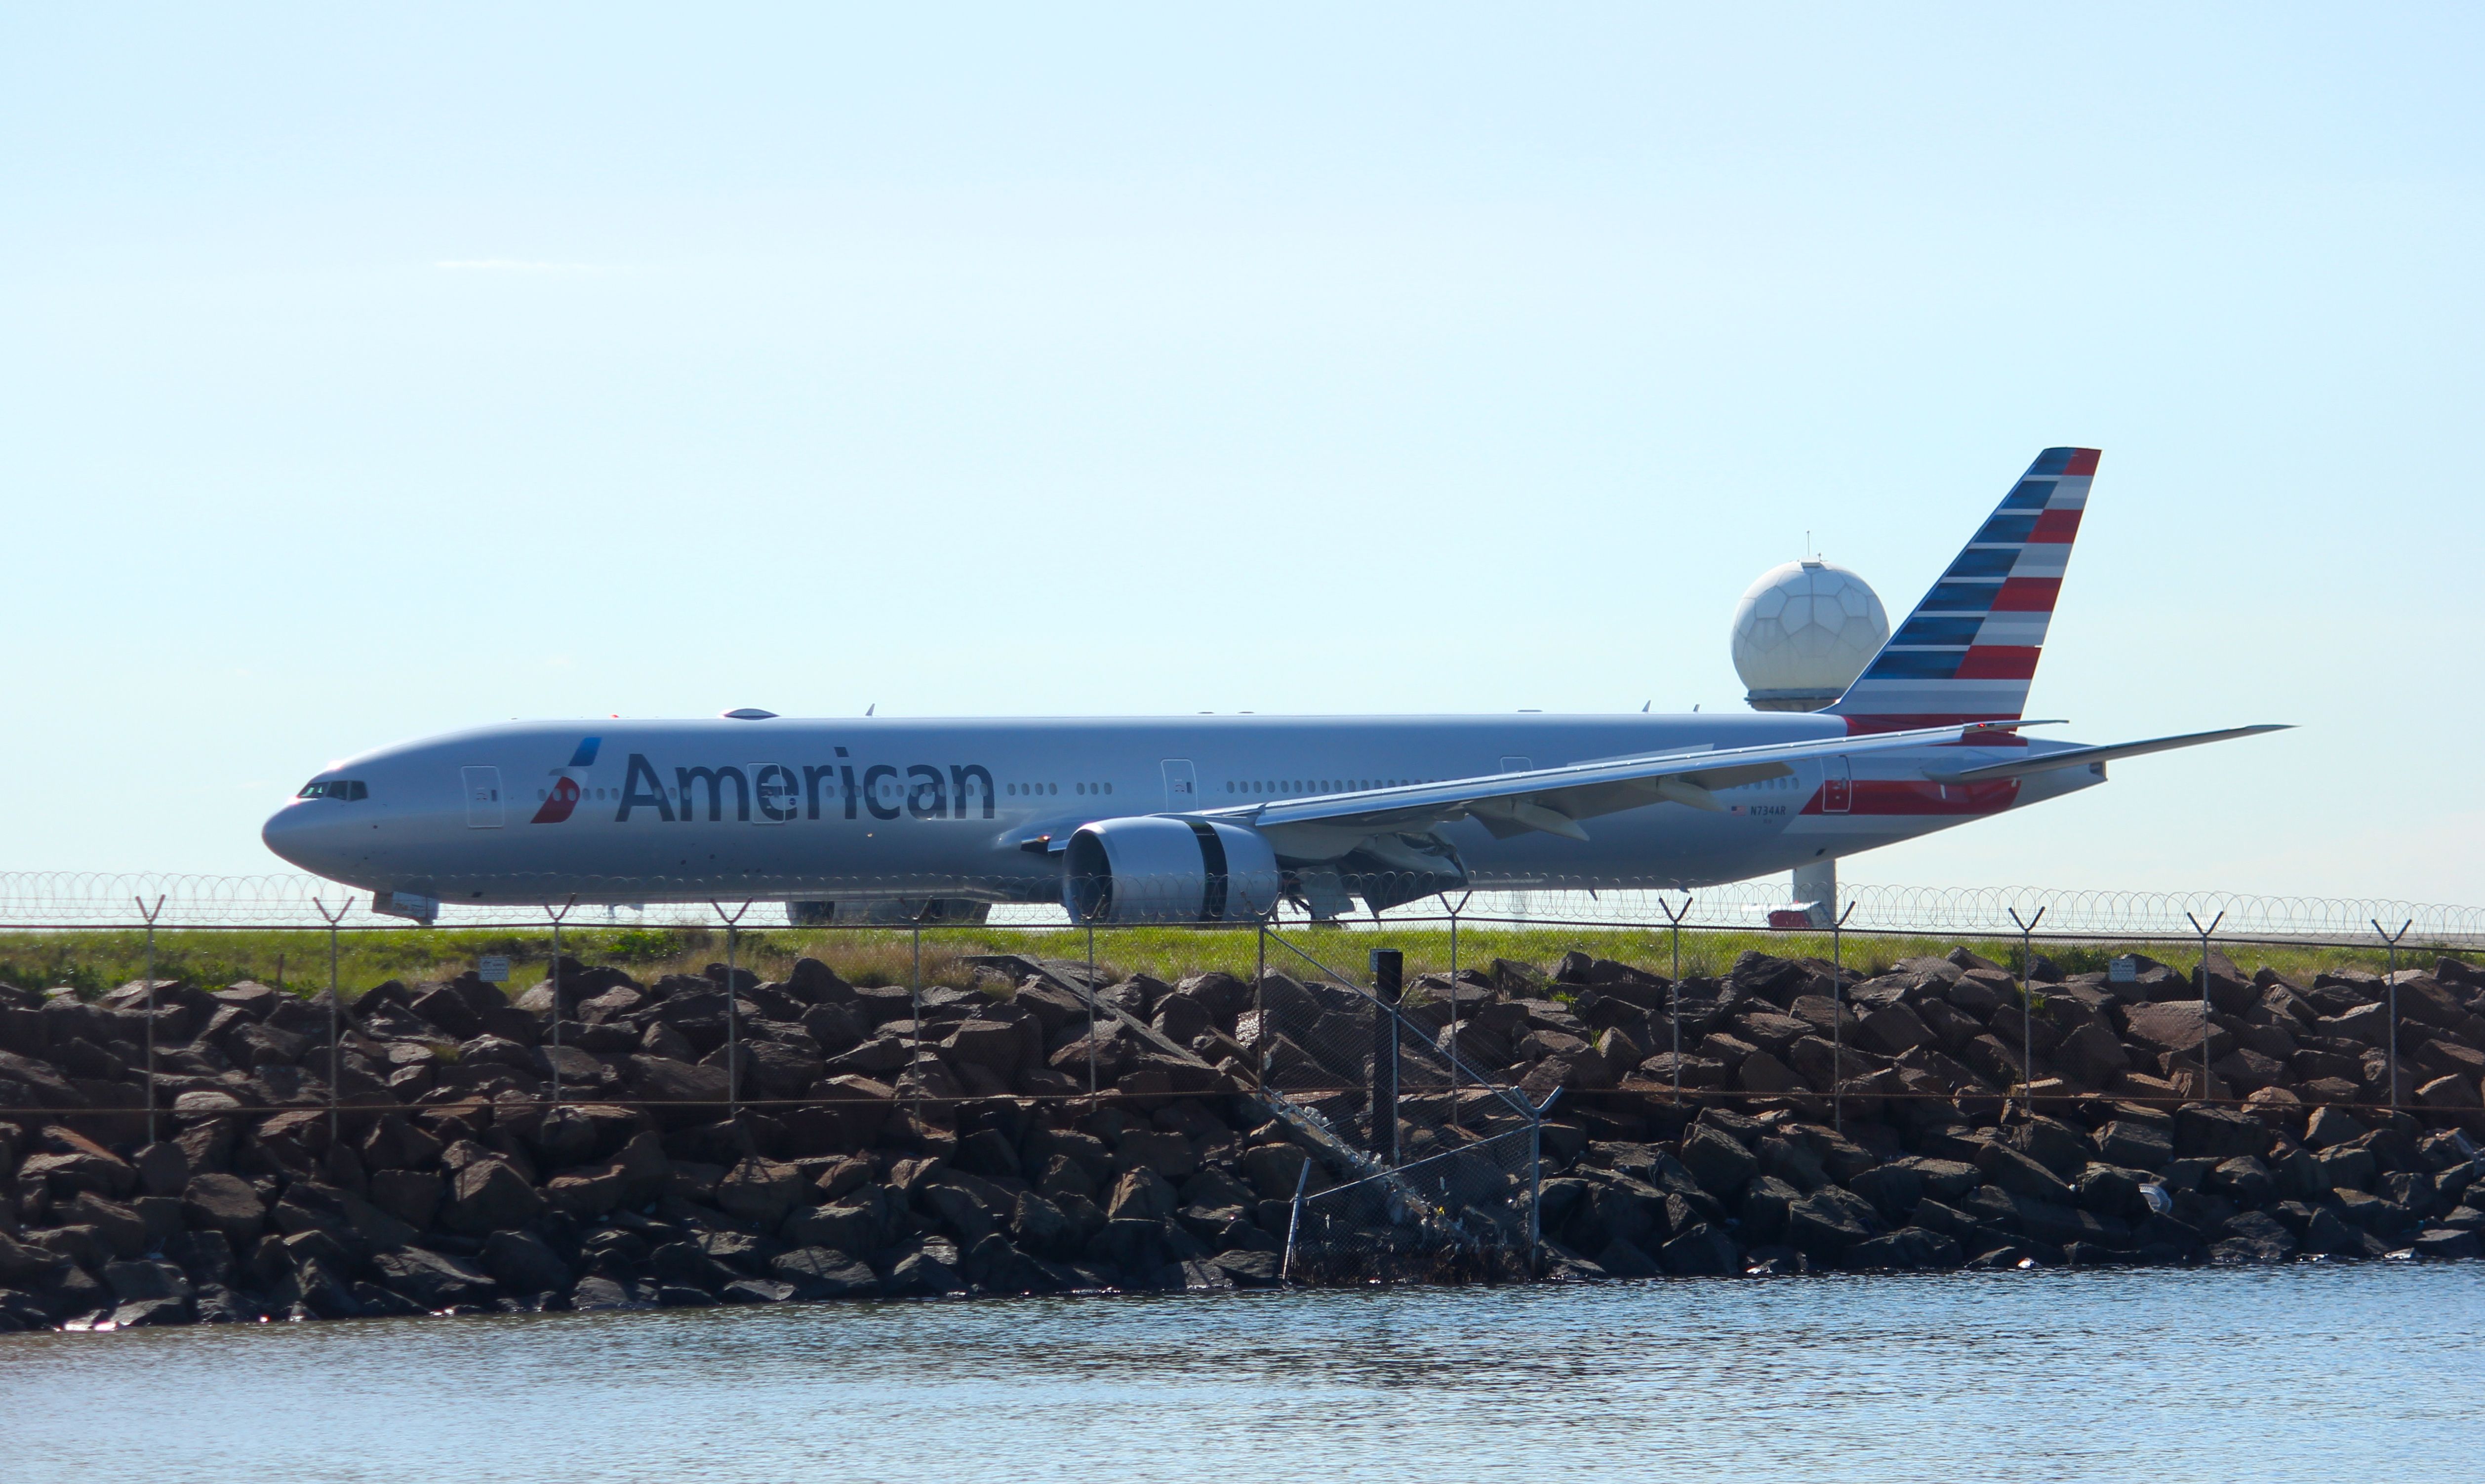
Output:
[[1921, 724, 2290, 784]]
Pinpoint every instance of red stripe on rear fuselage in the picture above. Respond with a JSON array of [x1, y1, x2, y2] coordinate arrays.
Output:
[[1838, 714, 2027, 740], [1802, 779, 2021, 816]]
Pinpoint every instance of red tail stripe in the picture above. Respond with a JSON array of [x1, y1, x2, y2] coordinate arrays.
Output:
[[2063, 448, 2101, 476], [2029, 508, 2083, 542], [1990, 577, 2061, 612], [1955, 646, 2041, 680]]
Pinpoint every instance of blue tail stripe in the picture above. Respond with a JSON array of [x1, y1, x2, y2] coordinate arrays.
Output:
[[1943, 547, 2018, 578], [1894, 616, 1986, 645], [1864, 649, 1966, 680], [1920, 580, 2004, 613], [1972, 513, 2041, 545], [567, 737, 602, 768]]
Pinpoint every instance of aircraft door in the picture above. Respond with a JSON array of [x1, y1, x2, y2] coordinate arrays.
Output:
[[462, 766, 504, 828], [1161, 760, 1199, 811], [1823, 756, 1853, 814], [750, 762, 796, 824]]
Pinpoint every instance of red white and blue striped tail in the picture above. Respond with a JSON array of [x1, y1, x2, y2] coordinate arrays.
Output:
[[1827, 446, 2096, 733]]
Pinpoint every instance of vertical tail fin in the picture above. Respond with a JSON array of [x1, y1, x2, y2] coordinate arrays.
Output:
[[1826, 446, 2097, 732]]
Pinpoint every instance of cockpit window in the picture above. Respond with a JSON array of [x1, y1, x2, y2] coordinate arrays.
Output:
[[297, 780, 369, 801]]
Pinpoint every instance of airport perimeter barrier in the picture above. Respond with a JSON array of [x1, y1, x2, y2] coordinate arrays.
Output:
[[3, 868, 2483, 947], [7, 868, 2485, 1286]]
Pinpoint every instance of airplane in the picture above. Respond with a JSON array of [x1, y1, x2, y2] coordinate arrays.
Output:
[[262, 447, 2283, 926]]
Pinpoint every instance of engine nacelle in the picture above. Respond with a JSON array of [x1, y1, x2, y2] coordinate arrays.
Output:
[[1064, 817, 1283, 925]]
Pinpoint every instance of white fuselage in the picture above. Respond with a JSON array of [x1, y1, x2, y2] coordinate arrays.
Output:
[[261, 711, 2104, 908]]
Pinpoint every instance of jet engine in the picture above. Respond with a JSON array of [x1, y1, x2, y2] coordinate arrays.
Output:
[[1063, 817, 1282, 925]]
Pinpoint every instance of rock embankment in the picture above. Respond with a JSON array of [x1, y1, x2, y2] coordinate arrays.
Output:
[[1477, 945, 2485, 1278], [0, 942, 2480, 1331], [0, 957, 1304, 1330]]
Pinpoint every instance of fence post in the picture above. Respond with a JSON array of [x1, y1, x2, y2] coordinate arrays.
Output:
[[1085, 919, 1099, 1098], [910, 908, 930, 1126], [1281, 1158, 1311, 1285], [2374, 918, 2412, 1110], [1659, 894, 1691, 1105], [135, 895, 165, 1146], [546, 895, 575, 1112], [1444, 892, 1470, 1121], [1253, 920, 1267, 1087], [711, 900, 752, 1118], [2009, 906, 2046, 1121], [1829, 899, 1854, 1133], [2184, 909, 2226, 1101], [312, 895, 347, 1147], [1528, 1087, 1562, 1278], [1369, 948, 1402, 1165]]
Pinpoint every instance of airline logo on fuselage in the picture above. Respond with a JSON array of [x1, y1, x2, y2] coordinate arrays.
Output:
[[528, 737, 601, 824], [531, 742, 996, 824]]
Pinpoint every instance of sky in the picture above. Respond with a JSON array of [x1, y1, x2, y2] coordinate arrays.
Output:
[[3, 5, 2480, 905]]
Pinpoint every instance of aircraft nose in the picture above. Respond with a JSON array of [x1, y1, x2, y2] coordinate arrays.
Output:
[[261, 799, 337, 872]]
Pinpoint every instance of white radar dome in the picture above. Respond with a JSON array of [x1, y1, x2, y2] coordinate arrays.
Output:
[[1731, 559, 1890, 712]]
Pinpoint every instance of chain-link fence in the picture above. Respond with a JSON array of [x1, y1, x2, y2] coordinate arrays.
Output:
[[5, 869, 2482, 946]]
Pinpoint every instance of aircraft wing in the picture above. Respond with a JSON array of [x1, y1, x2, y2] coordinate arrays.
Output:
[[1193, 720, 2036, 843], [1919, 724, 2290, 784]]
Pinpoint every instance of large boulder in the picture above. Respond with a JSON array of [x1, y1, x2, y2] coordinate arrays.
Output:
[[1659, 1222, 1741, 1276], [628, 1055, 733, 1108], [716, 1157, 808, 1228], [442, 1158, 545, 1236], [544, 1132, 671, 1218], [1115, 1129, 1198, 1180], [1844, 1226, 1963, 1271], [60, 1192, 149, 1259], [367, 1170, 445, 1230], [1735, 1050, 1804, 1096], [2213, 1211, 2298, 1263], [0, 1231, 69, 1287], [2174, 1105, 2269, 1161], [882, 1238, 963, 1295], [1009, 1192, 1084, 1262], [1978, 1138, 2077, 1208], [1785, 1186, 1880, 1260], [771, 1246, 879, 1299], [181, 1173, 268, 1247], [2094, 1120, 2172, 1171], [920, 1181, 1003, 1246], [2119, 1003, 2233, 1060], [481, 1230, 573, 1296], [1846, 1163, 1924, 1224], [1677, 1124, 1760, 1198], [1106, 1167, 1179, 1224], [372, 1247, 499, 1309], [784, 1199, 888, 1256]]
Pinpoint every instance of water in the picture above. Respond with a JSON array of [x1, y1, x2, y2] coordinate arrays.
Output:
[[11, 1265, 2480, 1483]]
